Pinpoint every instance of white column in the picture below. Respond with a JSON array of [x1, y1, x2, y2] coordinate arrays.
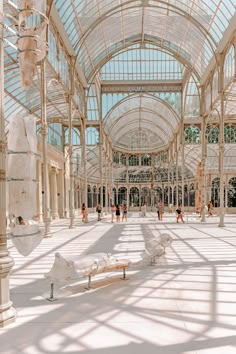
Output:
[[100, 145, 103, 209], [51, 167, 59, 219], [36, 160, 43, 222], [41, 60, 51, 236], [167, 161, 170, 207], [68, 57, 75, 228], [0, 5, 16, 326], [81, 121, 88, 222], [218, 55, 225, 227], [58, 169, 65, 218], [201, 116, 207, 222], [175, 143, 179, 206], [105, 157, 108, 214], [126, 158, 129, 208]]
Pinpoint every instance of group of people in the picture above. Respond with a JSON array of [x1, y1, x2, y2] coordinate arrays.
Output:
[[111, 204, 128, 223], [81, 203, 128, 223], [81, 200, 214, 224], [196, 200, 214, 218]]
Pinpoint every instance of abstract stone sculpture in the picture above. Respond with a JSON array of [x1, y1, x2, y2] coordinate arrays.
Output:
[[8, 115, 42, 256]]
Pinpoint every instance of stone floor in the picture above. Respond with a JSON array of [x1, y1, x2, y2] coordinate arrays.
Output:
[[1, 211, 236, 354]]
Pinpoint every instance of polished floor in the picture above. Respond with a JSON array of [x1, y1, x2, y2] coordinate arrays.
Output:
[[2, 211, 236, 354]]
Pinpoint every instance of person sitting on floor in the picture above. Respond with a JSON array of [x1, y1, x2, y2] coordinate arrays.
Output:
[[18, 216, 25, 225]]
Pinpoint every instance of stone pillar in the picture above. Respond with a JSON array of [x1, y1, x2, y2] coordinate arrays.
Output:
[[99, 145, 103, 209], [68, 57, 75, 228], [105, 158, 108, 214], [41, 60, 51, 236], [127, 186, 130, 209], [0, 4, 16, 326], [50, 167, 59, 219], [139, 186, 142, 209], [58, 169, 65, 218], [218, 54, 225, 227], [36, 160, 43, 222], [74, 189, 78, 211]]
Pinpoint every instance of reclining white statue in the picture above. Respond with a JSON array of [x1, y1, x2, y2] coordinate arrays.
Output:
[[45, 233, 173, 300]]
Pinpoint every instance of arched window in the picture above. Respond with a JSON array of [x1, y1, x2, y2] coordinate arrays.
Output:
[[87, 185, 92, 208], [113, 152, 119, 164], [184, 126, 200, 144], [162, 151, 168, 163], [118, 187, 127, 205], [211, 178, 220, 207], [206, 125, 219, 143], [154, 153, 160, 165], [93, 186, 97, 207], [227, 177, 236, 207], [224, 125, 236, 143], [141, 187, 151, 206], [129, 187, 139, 207], [154, 187, 162, 205], [129, 155, 139, 166], [86, 127, 99, 145], [141, 154, 151, 166], [120, 154, 126, 165], [189, 183, 195, 206], [65, 127, 81, 146]]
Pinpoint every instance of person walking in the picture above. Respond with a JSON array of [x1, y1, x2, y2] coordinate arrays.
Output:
[[156, 204, 160, 220], [96, 204, 102, 221], [158, 200, 164, 221], [122, 204, 128, 222], [81, 203, 86, 223], [207, 200, 213, 217], [176, 203, 184, 223], [115, 204, 120, 222]]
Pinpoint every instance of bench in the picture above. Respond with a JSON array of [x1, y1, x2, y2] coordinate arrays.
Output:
[[45, 233, 173, 301], [45, 252, 135, 301]]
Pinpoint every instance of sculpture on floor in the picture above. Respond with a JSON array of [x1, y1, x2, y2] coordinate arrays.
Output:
[[142, 233, 173, 264], [45, 233, 173, 300], [7, 115, 42, 256]]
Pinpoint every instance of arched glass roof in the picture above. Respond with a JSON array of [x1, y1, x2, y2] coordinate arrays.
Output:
[[100, 45, 183, 81], [2, 0, 236, 181], [54, 0, 235, 80], [104, 94, 180, 151]]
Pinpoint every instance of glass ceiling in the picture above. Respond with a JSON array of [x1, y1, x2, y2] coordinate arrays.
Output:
[[103, 94, 180, 152], [100, 45, 183, 81], [54, 0, 235, 81], [2, 0, 236, 181]]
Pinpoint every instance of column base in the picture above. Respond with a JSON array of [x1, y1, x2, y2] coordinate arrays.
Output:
[[43, 218, 51, 237], [69, 214, 75, 229], [0, 303, 16, 328]]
